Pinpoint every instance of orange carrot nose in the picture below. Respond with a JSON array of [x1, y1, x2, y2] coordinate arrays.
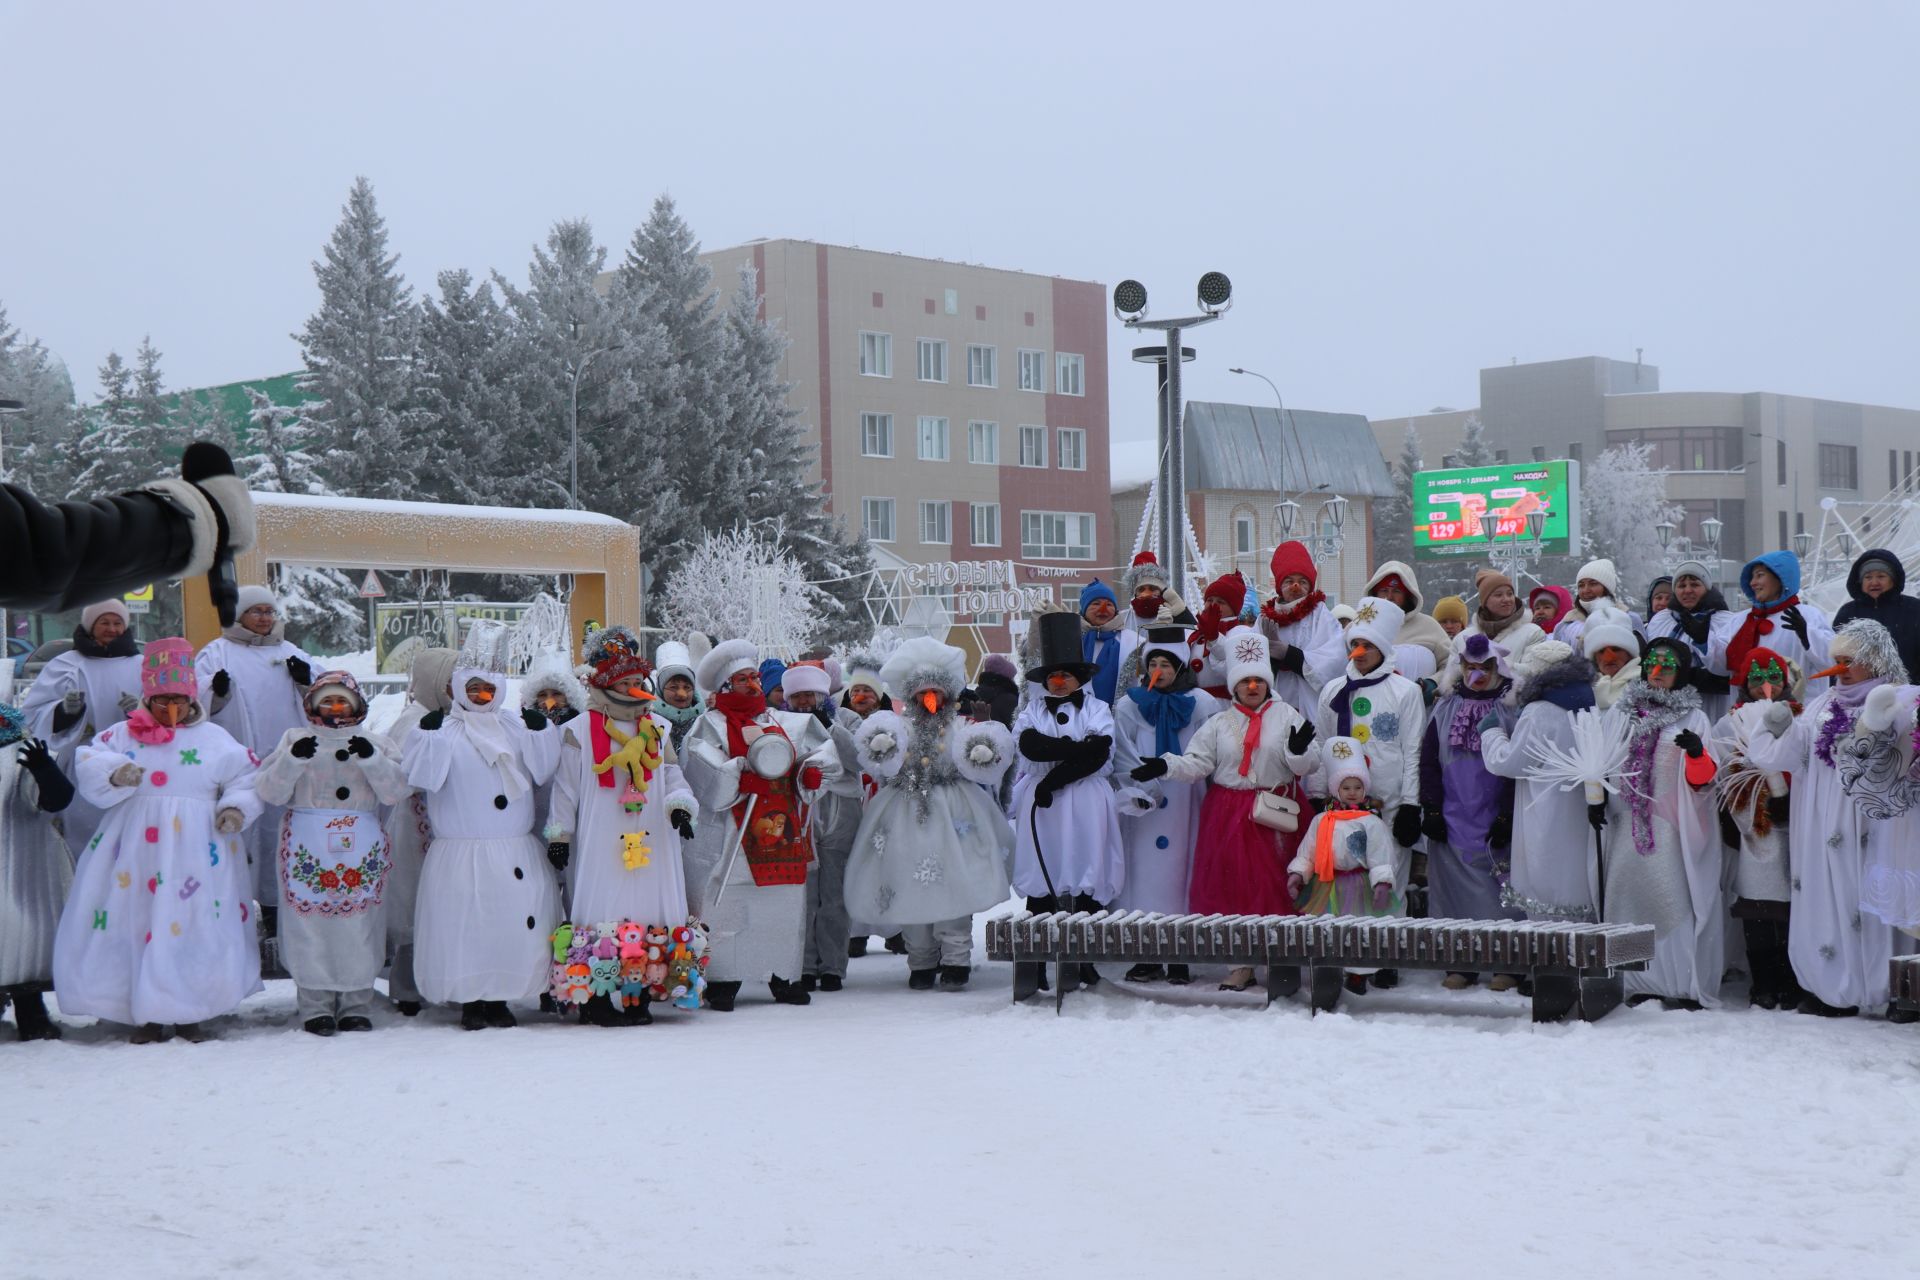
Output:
[[920, 690, 941, 714], [1810, 663, 1847, 681], [1761, 682, 1776, 701], [1349, 646, 1368, 662]]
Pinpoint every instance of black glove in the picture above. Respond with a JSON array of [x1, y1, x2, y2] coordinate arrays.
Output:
[[1130, 758, 1169, 782], [181, 441, 251, 628], [1392, 804, 1422, 848], [290, 736, 319, 759], [1689, 669, 1731, 697], [1272, 645, 1305, 676], [1421, 808, 1448, 843], [285, 656, 312, 686], [417, 709, 444, 732], [1064, 733, 1112, 769], [547, 841, 570, 871], [18, 739, 76, 814], [1780, 605, 1808, 648], [1033, 775, 1061, 809], [347, 735, 374, 759], [1766, 791, 1790, 826], [671, 810, 695, 841], [1018, 728, 1074, 762], [211, 669, 231, 698], [1673, 729, 1705, 759], [1418, 677, 1438, 710], [521, 708, 547, 731], [1676, 611, 1711, 645], [1287, 719, 1316, 755], [1588, 801, 1607, 831], [1487, 814, 1512, 850], [1717, 809, 1742, 850]]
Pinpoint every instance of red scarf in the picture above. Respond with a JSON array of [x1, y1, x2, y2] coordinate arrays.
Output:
[[1726, 594, 1800, 685], [715, 689, 769, 758], [1233, 698, 1269, 777], [713, 690, 812, 886], [1261, 590, 1326, 630]]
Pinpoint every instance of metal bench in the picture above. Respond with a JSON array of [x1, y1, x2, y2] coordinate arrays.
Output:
[[985, 910, 1655, 1023], [1891, 955, 1920, 1016]]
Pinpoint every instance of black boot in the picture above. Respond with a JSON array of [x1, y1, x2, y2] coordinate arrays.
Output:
[[939, 964, 970, 990], [336, 1015, 373, 1033], [819, 974, 844, 992], [460, 1001, 490, 1031], [303, 1015, 337, 1037], [539, 993, 558, 1014], [801, 974, 818, 992], [1369, 969, 1400, 990], [1166, 964, 1192, 985], [9, 988, 61, 1041], [624, 996, 653, 1026], [1077, 964, 1101, 987], [848, 937, 869, 958], [908, 968, 937, 990], [581, 994, 624, 1027], [884, 934, 908, 955], [1796, 993, 1859, 1018], [1344, 973, 1370, 996], [173, 1021, 212, 1043], [707, 981, 741, 1012], [395, 1000, 422, 1018], [769, 976, 811, 1005], [1124, 963, 1166, 984], [482, 1000, 517, 1028]]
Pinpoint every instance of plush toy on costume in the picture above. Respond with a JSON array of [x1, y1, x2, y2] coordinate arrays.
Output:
[[667, 921, 711, 1009]]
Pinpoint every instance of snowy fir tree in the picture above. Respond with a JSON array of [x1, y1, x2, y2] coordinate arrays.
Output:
[[1582, 441, 1682, 598], [414, 268, 525, 508], [1374, 422, 1424, 567], [73, 344, 176, 499], [238, 387, 364, 650], [295, 177, 423, 501], [1454, 413, 1493, 466], [0, 301, 81, 498], [661, 525, 826, 650]]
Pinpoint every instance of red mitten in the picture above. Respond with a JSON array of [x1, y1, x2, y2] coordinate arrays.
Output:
[[800, 765, 823, 791], [1682, 751, 1717, 789]]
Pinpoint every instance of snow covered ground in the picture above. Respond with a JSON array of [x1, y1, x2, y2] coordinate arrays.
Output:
[[4, 914, 1917, 1279]]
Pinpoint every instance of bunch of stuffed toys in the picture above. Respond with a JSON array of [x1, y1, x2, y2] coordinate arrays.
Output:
[[547, 919, 710, 1012]]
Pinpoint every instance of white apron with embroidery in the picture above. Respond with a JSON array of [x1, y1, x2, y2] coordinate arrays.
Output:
[[279, 807, 390, 990]]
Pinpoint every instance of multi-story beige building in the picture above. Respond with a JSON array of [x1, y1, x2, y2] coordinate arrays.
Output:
[[697, 239, 1112, 650], [1371, 355, 1920, 581]]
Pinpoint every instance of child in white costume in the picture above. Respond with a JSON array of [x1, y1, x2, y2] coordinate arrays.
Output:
[[52, 638, 263, 1043], [403, 621, 561, 1030], [843, 637, 1016, 990], [252, 671, 410, 1035], [1288, 737, 1399, 1001]]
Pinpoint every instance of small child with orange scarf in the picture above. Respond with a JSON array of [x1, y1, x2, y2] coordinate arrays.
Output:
[[1287, 735, 1399, 1003]]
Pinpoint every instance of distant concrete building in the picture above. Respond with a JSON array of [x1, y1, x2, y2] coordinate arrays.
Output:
[[698, 239, 1112, 648], [1112, 401, 1396, 606], [1371, 355, 1920, 576]]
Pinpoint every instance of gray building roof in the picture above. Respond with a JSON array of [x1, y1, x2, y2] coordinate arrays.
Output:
[[1181, 401, 1396, 498]]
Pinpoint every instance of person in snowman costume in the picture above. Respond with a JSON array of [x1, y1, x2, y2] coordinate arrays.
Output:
[[381, 645, 456, 1017], [51, 638, 263, 1043], [682, 639, 841, 1011], [252, 671, 411, 1035], [403, 620, 561, 1031], [19, 598, 143, 853], [842, 637, 1016, 991], [545, 625, 697, 1027]]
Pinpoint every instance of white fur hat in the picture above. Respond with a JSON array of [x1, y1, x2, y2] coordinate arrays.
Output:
[[80, 599, 129, 630], [843, 653, 885, 695], [1322, 735, 1371, 792], [236, 584, 277, 614], [1575, 558, 1619, 598], [782, 661, 832, 699], [1581, 605, 1640, 660], [652, 639, 696, 692], [519, 651, 588, 712], [1516, 639, 1576, 680], [696, 638, 760, 696], [1346, 597, 1406, 660], [880, 637, 967, 701]]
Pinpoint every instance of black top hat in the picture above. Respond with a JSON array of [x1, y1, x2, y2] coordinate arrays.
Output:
[[1024, 611, 1099, 684]]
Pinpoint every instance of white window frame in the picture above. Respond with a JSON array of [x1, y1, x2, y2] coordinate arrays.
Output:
[[916, 338, 947, 384], [862, 497, 895, 543], [859, 331, 892, 378], [919, 500, 951, 545], [1018, 348, 1047, 393], [1018, 424, 1047, 468], [1020, 510, 1096, 561], [967, 343, 997, 388], [1055, 352, 1085, 397], [916, 415, 949, 461], [968, 420, 999, 465], [860, 412, 894, 458], [970, 502, 1000, 547], [1057, 428, 1086, 471], [1234, 510, 1255, 555]]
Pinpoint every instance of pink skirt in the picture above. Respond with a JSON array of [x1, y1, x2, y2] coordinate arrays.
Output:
[[1188, 783, 1306, 916]]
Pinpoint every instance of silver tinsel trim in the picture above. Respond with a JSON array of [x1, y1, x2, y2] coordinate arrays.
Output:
[[1499, 882, 1597, 923]]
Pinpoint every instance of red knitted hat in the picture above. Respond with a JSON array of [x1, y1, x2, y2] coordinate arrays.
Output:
[[1268, 541, 1317, 592], [1203, 571, 1247, 614]]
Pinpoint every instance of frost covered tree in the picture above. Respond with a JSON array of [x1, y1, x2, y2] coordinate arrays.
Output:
[[0, 301, 80, 498], [295, 177, 423, 501], [1454, 413, 1493, 466], [1582, 441, 1682, 598], [240, 387, 324, 495], [661, 526, 825, 651], [1374, 423, 1424, 568], [74, 344, 174, 498], [238, 387, 364, 651], [415, 268, 528, 507]]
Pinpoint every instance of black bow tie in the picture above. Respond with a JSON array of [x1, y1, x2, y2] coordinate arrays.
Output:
[[1045, 691, 1084, 712]]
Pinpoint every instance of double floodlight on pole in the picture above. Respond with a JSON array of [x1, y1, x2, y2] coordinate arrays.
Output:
[[1116, 272, 1233, 598]]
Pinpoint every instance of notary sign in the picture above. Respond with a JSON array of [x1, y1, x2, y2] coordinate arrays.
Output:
[[1412, 460, 1582, 559]]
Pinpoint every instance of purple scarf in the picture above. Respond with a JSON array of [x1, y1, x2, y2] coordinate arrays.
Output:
[[1447, 684, 1504, 754], [1329, 668, 1390, 737], [1816, 675, 1885, 767]]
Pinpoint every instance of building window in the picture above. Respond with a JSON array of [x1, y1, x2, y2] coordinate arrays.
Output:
[[1603, 426, 1744, 471], [1056, 353, 1085, 397], [1776, 439, 1786, 486], [1018, 424, 1047, 468], [967, 420, 999, 465], [971, 502, 1000, 547], [917, 416, 949, 461], [1676, 498, 1745, 563], [1234, 509, 1255, 556], [862, 497, 895, 543], [860, 413, 893, 458], [1818, 442, 1858, 490], [967, 344, 997, 388], [1018, 349, 1047, 392], [916, 338, 947, 384], [859, 331, 891, 378], [1893, 450, 1901, 493], [1020, 510, 1096, 561], [1057, 428, 1086, 471], [1907, 450, 1916, 492], [919, 500, 950, 545], [1778, 510, 1788, 550]]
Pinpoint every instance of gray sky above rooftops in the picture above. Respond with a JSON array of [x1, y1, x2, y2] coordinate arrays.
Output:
[[3, 1, 1914, 440]]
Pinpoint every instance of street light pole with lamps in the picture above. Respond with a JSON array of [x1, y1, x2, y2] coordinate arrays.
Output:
[[566, 321, 623, 511]]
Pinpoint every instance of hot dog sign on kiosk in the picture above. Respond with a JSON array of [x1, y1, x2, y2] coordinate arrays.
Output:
[[1411, 459, 1582, 559]]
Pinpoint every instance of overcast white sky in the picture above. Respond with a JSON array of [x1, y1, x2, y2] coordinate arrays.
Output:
[[3, 2, 1915, 441]]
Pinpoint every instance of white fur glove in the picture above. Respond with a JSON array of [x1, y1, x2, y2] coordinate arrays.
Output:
[[1760, 700, 1793, 738], [110, 763, 145, 788], [214, 808, 245, 834], [1860, 684, 1904, 735], [867, 732, 897, 758]]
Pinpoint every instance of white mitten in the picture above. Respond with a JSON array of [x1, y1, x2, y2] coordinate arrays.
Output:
[[1760, 700, 1792, 738], [110, 763, 145, 788], [1859, 684, 1904, 735]]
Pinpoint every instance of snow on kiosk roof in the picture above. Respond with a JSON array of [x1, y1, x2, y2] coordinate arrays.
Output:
[[184, 492, 642, 650]]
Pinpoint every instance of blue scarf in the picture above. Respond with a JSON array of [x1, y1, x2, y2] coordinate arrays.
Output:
[[1125, 685, 1195, 758], [1083, 627, 1120, 704], [1328, 669, 1390, 736]]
